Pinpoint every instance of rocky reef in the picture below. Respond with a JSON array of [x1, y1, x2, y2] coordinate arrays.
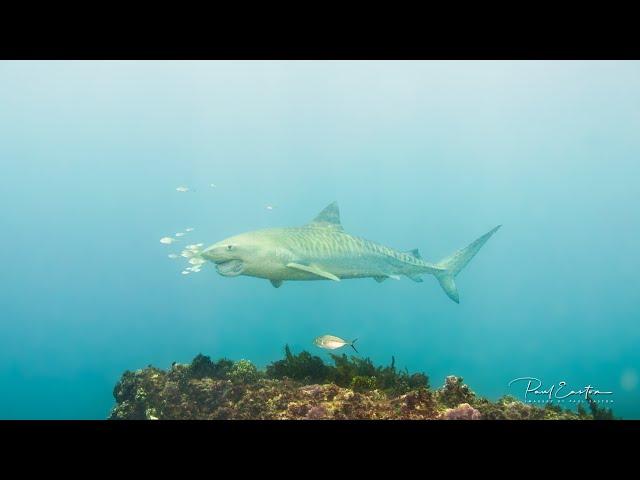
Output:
[[109, 347, 615, 420]]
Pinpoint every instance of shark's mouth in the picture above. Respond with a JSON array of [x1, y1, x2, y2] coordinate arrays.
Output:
[[215, 259, 245, 277]]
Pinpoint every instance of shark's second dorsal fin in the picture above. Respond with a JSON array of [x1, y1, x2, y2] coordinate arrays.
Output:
[[406, 248, 422, 259], [308, 201, 343, 230]]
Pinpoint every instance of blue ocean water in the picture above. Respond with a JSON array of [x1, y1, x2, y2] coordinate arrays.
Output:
[[0, 60, 638, 419]]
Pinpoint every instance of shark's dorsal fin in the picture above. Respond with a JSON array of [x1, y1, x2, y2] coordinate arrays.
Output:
[[308, 202, 343, 230], [406, 248, 422, 259]]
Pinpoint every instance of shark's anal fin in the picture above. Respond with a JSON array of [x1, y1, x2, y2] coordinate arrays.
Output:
[[406, 273, 423, 283], [270, 279, 283, 288], [286, 262, 341, 282]]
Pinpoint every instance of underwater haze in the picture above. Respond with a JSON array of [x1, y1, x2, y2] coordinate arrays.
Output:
[[0, 60, 639, 419]]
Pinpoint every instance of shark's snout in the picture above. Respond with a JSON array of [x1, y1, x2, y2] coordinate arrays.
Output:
[[200, 240, 247, 277], [201, 245, 225, 262], [201, 242, 241, 264]]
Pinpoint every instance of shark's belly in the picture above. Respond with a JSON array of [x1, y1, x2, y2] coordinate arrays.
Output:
[[288, 252, 396, 280]]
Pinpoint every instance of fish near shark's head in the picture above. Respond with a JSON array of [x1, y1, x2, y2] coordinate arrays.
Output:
[[201, 230, 275, 278]]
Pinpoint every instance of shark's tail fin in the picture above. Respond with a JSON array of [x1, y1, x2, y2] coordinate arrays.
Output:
[[434, 225, 501, 303], [349, 338, 358, 354]]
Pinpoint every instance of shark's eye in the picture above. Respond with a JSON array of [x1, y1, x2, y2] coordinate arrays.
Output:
[[227, 245, 233, 250]]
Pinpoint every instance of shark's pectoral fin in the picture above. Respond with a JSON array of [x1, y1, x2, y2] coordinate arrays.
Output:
[[406, 273, 424, 283], [270, 279, 283, 288], [286, 262, 341, 282]]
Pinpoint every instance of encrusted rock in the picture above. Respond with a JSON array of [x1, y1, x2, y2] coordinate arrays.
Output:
[[108, 353, 599, 420], [439, 403, 482, 420]]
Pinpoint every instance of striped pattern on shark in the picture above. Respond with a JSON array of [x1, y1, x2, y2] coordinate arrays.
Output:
[[200, 202, 500, 303]]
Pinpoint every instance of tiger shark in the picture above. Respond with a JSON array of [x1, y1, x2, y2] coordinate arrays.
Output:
[[198, 202, 500, 303]]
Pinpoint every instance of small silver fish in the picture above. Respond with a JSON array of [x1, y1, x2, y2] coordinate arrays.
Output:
[[176, 186, 190, 192], [182, 246, 202, 258], [175, 232, 186, 237], [160, 236, 177, 245], [185, 227, 195, 232], [168, 253, 179, 259], [313, 335, 358, 353]]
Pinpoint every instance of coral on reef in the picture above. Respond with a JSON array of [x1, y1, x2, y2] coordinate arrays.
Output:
[[439, 403, 482, 420], [109, 348, 614, 420], [437, 375, 476, 407], [227, 359, 260, 384], [473, 395, 589, 420]]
